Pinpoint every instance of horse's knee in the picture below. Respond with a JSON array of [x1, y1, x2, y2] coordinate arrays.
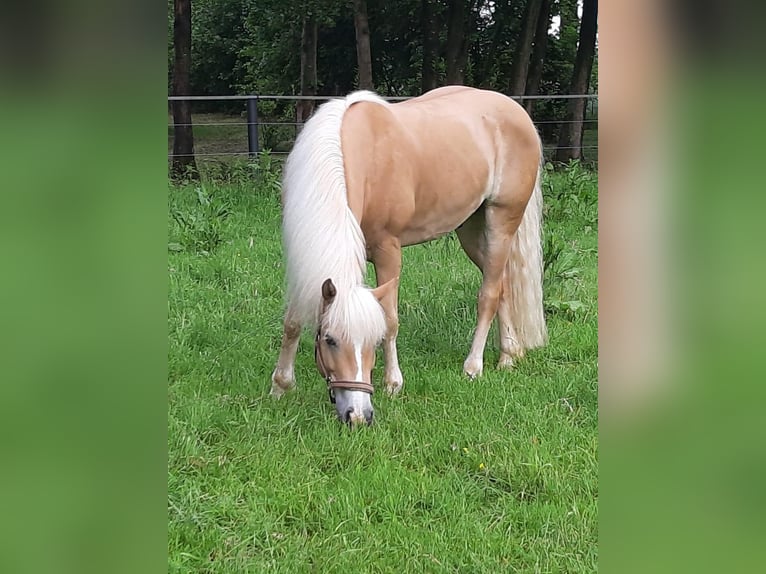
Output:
[[385, 316, 399, 337], [478, 285, 502, 310], [283, 319, 301, 340]]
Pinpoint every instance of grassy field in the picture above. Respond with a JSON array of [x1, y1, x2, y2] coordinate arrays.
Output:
[[168, 159, 598, 573]]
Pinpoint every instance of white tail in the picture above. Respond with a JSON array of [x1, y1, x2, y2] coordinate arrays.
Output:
[[504, 153, 547, 350]]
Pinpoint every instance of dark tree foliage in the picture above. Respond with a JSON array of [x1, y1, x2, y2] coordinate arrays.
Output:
[[421, 0, 441, 92], [555, 0, 597, 162], [169, 0, 597, 155], [524, 0, 552, 116], [508, 0, 543, 96], [533, 0, 585, 142]]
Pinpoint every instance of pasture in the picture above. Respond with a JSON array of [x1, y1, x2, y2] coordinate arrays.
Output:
[[168, 158, 598, 573]]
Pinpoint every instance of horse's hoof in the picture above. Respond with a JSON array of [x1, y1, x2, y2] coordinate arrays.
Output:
[[385, 380, 403, 396], [270, 371, 295, 398], [497, 354, 515, 370], [463, 358, 483, 379]]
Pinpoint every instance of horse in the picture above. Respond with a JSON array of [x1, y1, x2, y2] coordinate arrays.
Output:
[[270, 85, 547, 426]]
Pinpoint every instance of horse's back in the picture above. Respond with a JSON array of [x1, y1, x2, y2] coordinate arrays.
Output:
[[399, 87, 539, 155], [341, 87, 540, 247]]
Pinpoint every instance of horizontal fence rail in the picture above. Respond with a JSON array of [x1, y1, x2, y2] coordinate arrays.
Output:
[[168, 93, 598, 101], [170, 119, 598, 127], [168, 93, 598, 163]]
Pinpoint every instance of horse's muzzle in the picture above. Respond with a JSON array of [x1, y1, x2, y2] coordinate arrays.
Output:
[[341, 406, 374, 426]]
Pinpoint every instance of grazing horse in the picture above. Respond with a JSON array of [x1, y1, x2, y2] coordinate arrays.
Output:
[[271, 86, 547, 425]]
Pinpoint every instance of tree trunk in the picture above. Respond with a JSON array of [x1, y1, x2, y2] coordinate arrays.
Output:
[[296, 16, 318, 126], [555, 0, 597, 163], [557, 0, 579, 72], [508, 0, 543, 97], [524, 0, 551, 116], [445, 0, 467, 84], [352, 0, 373, 90], [171, 0, 198, 180], [421, 0, 440, 92], [578, 97, 591, 159]]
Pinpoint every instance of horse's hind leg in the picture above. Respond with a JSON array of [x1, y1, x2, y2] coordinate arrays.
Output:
[[457, 207, 521, 370], [458, 204, 524, 378], [496, 273, 524, 369], [271, 306, 301, 398], [456, 205, 487, 270]]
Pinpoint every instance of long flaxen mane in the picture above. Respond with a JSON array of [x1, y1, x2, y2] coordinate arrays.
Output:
[[281, 91, 388, 346]]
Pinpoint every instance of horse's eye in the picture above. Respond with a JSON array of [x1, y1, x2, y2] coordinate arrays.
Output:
[[324, 335, 337, 348]]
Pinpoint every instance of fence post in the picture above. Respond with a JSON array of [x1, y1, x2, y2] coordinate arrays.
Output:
[[247, 96, 259, 157]]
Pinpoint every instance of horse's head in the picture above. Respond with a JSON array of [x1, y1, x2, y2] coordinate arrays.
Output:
[[314, 277, 396, 426]]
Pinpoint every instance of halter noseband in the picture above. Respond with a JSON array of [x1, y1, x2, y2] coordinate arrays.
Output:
[[314, 330, 374, 404]]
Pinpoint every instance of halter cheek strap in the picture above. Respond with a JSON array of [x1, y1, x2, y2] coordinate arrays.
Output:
[[314, 331, 374, 403]]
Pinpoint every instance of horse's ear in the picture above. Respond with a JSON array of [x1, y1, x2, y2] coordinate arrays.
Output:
[[321, 278, 337, 303], [371, 276, 399, 305]]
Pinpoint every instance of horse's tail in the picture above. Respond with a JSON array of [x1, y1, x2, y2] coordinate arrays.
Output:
[[504, 144, 547, 351]]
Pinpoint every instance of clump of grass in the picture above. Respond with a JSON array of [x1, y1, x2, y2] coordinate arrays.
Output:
[[201, 150, 283, 192], [169, 186, 232, 254], [540, 161, 597, 320], [250, 150, 283, 195], [543, 160, 598, 227], [543, 227, 587, 319], [169, 152, 283, 255]]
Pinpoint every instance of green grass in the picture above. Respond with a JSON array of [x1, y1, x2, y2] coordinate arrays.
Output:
[[168, 160, 598, 573]]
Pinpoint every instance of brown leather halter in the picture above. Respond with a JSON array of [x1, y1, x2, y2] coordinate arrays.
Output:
[[314, 330, 374, 404]]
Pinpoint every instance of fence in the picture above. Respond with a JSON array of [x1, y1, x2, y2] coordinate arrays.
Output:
[[168, 93, 597, 164]]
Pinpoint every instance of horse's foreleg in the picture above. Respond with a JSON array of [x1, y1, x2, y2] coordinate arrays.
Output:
[[270, 308, 301, 398], [381, 306, 403, 395], [372, 240, 403, 395]]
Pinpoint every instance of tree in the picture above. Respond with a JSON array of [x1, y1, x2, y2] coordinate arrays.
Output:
[[369, 0, 425, 95], [352, 0, 373, 89], [421, 0, 440, 92], [470, 0, 519, 92], [529, 0, 580, 142], [508, 0, 543, 97], [165, 0, 598, 147], [296, 15, 319, 124], [524, 0, 552, 116], [555, 0, 597, 163], [551, 0, 579, 92], [190, 0, 249, 101], [171, 0, 199, 179], [446, 0, 476, 85]]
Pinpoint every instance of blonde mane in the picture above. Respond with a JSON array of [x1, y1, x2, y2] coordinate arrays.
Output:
[[281, 91, 388, 346]]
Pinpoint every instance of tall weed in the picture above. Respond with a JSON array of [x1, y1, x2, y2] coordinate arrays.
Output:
[[200, 150, 283, 193], [543, 160, 598, 227], [541, 161, 598, 319], [169, 186, 232, 255]]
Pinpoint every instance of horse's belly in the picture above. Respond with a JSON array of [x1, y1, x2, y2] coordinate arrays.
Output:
[[397, 192, 485, 247]]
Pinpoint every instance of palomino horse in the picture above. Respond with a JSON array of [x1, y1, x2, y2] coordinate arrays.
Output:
[[271, 86, 547, 425]]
